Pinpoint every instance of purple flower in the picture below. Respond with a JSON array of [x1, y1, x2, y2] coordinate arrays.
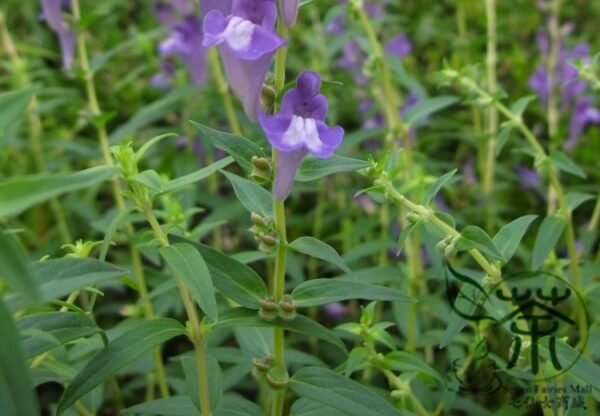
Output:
[[281, 0, 299, 27], [39, 0, 75, 70], [154, 1, 207, 86], [566, 97, 600, 150], [386, 34, 412, 60], [203, 0, 286, 120], [150, 61, 176, 90], [259, 71, 344, 200], [515, 165, 540, 190], [324, 302, 348, 320]]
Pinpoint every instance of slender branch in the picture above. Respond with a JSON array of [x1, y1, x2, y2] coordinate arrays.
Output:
[[142, 207, 212, 416], [483, 0, 498, 230], [69, 0, 169, 398]]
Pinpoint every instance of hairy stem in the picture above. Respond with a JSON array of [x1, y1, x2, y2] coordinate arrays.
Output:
[[142, 207, 212, 416], [483, 0, 498, 230], [69, 0, 169, 398]]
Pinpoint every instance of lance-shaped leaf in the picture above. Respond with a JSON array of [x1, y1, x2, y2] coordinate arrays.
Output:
[[0, 231, 40, 302], [170, 235, 268, 309], [221, 170, 273, 217], [0, 300, 40, 416], [57, 318, 186, 415], [191, 121, 264, 172], [6, 258, 127, 312], [288, 237, 350, 273], [213, 308, 346, 353], [18, 312, 103, 358], [289, 367, 405, 416], [296, 155, 370, 182], [0, 166, 118, 217], [292, 279, 414, 307], [492, 215, 537, 263], [160, 243, 218, 321], [531, 216, 566, 270]]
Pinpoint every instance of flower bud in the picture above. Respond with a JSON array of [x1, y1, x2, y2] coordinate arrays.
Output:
[[259, 297, 279, 321], [258, 232, 279, 254], [260, 85, 277, 109], [251, 156, 272, 184], [279, 294, 297, 320]]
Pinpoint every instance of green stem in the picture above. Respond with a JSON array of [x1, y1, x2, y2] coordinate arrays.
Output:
[[270, 4, 289, 415], [456, 75, 582, 288], [142, 207, 212, 416], [483, 0, 498, 231], [381, 178, 501, 280], [351, 0, 424, 353], [0, 9, 72, 244], [69, 0, 169, 398]]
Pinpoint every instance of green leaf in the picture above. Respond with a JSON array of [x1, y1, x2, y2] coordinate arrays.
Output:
[[288, 237, 350, 273], [0, 166, 118, 217], [17, 312, 103, 359], [403, 96, 458, 126], [384, 351, 444, 385], [57, 318, 186, 415], [123, 396, 198, 416], [456, 226, 506, 262], [421, 169, 458, 206], [289, 367, 404, 416], [134, 133, 178, 164], [495, 124, 513, 156], [292, 279, 414, 307], [0, 300, 40, 416], [170, 236, 268, 309], [290, 399, 349, 416], [162, 157, 234, 194], [99, 206, 138, 261], [0, 231, 40, 302], [129, 169, 164, 194], [440, 281, 486, 348], [510, 95, 536, 116], [0, 88, 34, 135], [396, 221, 423, 255], [548, 151, 586, 178], [565, 191, 595, 212], [344, 347, 370, 376], [124, 394, 264, 416], [296, 155, 370, 182], [214, 308, 346, 353], [539, 338, 600, 401], [221, 170, 273, 217], [109, 87, 195, 142], [182, 355, 222, 411], [160, 243, 218, 321], [492, 215, 538, 263], [531, 216, 566, 269], [6, 258, 127, 312], [191, 121, 264, 172]]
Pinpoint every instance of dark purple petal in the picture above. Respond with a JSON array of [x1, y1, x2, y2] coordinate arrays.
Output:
[[281, 0, 299, 27], [566, 97, 600, 150], [232, 0, 278, 28], [273, 148, 307, 200], [515, 165, 540, 190], [39, 0, 75, 69], [386, 34, 412, 60], [529, 66, 549, 106], [154, 2, 178, 27]]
